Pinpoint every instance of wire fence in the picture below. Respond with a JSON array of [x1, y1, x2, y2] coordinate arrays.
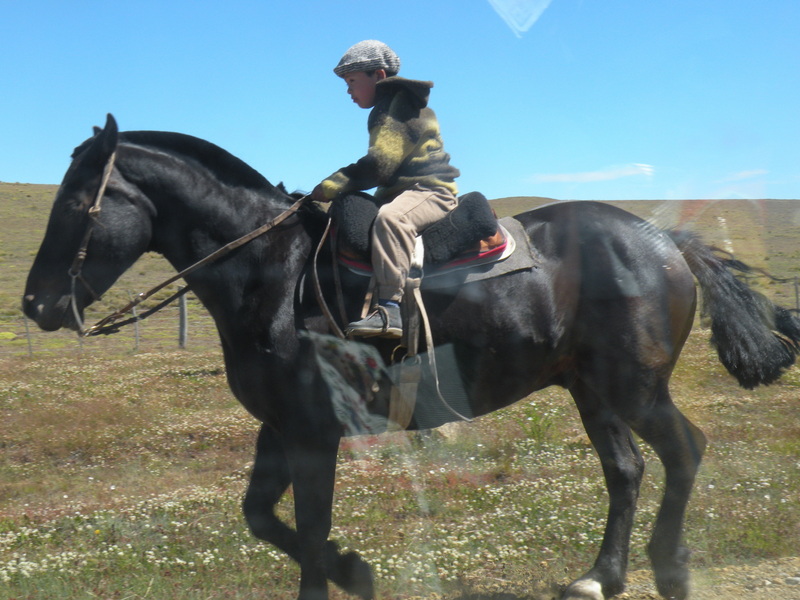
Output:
[[1, 291, 221, 359]]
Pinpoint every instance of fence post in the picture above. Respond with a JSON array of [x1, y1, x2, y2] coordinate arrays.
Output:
[[179, 288, 188, 348], [127, 292, 140, 352], [23, 315, 33, 357]]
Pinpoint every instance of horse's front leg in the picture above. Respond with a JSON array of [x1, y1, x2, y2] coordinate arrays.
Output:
[[243, 424, 299, 559], [283, 424, 341, 600], [244, 424, 374, 600]]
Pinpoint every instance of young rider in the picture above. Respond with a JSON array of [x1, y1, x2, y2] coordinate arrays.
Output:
[[311, 40, 460, 339]]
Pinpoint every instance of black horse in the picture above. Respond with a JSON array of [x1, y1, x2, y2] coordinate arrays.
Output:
[[23, 115, 800, 600]]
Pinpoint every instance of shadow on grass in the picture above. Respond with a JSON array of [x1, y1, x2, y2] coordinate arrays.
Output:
[[452, 593, 540, 600], [447, 583, 563, 600], [450, 594, 558, 600]]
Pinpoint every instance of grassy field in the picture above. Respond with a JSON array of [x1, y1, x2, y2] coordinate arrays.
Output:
[[1, 182, 220, 356], [2, 183, 800, 598]]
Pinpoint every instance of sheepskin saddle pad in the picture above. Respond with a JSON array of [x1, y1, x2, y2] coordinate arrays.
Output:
[[330, 191, 510, 276]]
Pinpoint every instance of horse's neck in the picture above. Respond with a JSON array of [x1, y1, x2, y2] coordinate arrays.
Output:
[[123, 150, 303, 323], [162, 187, 270, 248], [123, 149, 283, 266]]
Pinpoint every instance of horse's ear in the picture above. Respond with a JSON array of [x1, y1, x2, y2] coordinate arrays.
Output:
[[93, 126, 101, 135], [82, 114, 118, 168], [100, 114, 118, 148], [103, 113, 118, 136]]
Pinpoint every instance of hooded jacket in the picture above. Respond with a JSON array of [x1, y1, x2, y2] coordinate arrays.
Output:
[[320, 77, 460, 202]]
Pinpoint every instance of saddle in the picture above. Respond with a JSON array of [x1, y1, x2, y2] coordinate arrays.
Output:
[[330, 191, 508, 275]]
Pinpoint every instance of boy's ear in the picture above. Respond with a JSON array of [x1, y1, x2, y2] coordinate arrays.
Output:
[[374, 68, 388, 81]]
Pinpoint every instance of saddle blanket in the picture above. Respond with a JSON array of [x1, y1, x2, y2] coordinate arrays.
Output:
[[342, 216, 537, 290]]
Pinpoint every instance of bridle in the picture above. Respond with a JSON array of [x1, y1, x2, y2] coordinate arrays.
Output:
[[67, 148, 307, 337], [68, 149, 116, 333]]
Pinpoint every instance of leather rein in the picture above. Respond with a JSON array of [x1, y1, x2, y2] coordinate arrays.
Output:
[[69, 150, 307, 337]]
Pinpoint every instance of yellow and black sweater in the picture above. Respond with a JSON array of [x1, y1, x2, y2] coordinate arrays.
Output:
[[320, 77, 460, 202]]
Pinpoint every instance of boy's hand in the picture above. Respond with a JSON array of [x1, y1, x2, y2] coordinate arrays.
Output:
[[311, 184, 330, 203]]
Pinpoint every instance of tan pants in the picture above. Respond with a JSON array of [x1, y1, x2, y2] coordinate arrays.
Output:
[[371, 184, 458, 302]]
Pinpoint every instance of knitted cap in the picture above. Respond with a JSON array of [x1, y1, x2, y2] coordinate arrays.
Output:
[[333, 40, 401, 77]]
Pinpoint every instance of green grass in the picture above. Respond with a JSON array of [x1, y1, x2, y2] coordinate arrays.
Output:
[[1, 334, 799, 598], [2, 183, 800, 598]]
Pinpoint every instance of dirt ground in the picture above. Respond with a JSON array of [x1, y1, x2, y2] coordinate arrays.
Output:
[[434, 557, 800, 599], [623, 557, 800, 600]]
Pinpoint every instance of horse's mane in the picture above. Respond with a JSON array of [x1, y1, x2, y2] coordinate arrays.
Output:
[[72, 129, 276, 192], [125, 131, 276, 191], [71, 127, 328, 235]]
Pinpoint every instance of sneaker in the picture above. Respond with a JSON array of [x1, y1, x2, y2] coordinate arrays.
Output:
[[346, 304, 402, 339]]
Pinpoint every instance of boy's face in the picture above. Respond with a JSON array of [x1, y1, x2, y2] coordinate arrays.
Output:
[[342, 69, 386, 109]]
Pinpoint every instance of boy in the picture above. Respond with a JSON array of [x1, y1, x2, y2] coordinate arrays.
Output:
[[311, 40, 460, 339]]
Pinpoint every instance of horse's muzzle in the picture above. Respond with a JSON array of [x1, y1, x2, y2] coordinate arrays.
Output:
[[22, 293, 78, 332]]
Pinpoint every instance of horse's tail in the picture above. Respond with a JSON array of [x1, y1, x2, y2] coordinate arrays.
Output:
[[668, 229, 800, 389]]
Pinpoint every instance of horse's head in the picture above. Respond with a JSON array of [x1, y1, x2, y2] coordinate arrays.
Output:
[[23, 114, 154, 331]]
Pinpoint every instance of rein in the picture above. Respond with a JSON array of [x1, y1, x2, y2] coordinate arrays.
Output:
[[72, 164, 307, 336]]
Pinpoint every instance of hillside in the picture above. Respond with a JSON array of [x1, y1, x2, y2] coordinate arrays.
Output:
[[3, 182, 799, 355]]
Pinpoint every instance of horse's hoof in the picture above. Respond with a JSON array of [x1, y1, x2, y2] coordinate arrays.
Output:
[[562, 578, 605, 600], [333, 550, 374, 599], [652, 546, 690, 600], [654, 572, 689, 600]]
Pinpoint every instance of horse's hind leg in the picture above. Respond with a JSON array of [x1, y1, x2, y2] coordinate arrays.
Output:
[[243, 424, 374, 599], [562, 381, 645, 600], [630, 383, 706, 600]]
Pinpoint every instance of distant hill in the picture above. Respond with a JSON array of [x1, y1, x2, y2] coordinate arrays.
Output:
[[4, 182, 799, 319], [1, 182, 178, 320]]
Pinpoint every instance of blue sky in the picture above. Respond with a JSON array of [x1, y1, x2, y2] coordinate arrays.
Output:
[[2, 0, 798, 200]]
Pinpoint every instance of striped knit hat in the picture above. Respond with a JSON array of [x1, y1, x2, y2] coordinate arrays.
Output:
[[333, 40, 401, 77]]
